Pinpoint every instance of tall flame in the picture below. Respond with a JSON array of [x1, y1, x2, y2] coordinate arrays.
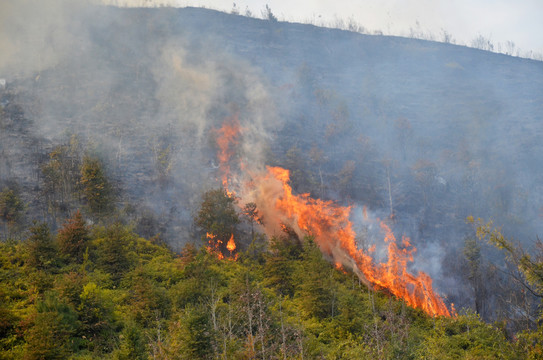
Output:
[[213, 117, 454, 317], [214, 113, 241, 193]]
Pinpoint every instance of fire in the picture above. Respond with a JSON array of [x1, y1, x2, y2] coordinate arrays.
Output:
[[255, 167, 453, 317], [227, 234, 236, 252], [214, 113, 241, 194], [213, 117, 454, 317]]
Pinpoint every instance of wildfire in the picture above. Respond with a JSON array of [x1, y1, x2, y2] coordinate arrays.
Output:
[[213, 117, 454, 317], [214, 113, 241, 194], [227, 234, 236, 252]]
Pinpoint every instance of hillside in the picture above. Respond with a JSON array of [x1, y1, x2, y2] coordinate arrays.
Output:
[[1, 4, 543, 347], [0, 218, 534, 359]]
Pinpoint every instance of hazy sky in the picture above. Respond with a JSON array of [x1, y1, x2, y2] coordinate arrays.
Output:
[[110, 0, 543, 56]]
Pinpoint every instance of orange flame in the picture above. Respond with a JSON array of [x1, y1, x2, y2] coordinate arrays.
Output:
[[248, 166, 453, 317], [205, 232, 224, 259], [213, 118, 453, 317], [227, 234, 236, 252], [215, 113, 241, 194]]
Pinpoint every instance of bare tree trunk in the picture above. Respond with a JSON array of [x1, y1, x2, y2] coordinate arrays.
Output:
[[258, 297, 266, 360], [279, 299, 287, 360], [386, 165, 394, 219]]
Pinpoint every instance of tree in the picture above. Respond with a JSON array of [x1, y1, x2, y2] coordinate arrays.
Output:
[[462, 236, 486, 315], [26, 222, 57, 271], [294, 237, 335, 319], [164, 305, 214, 359], [78, 282, 118, 353], [469, 217, 543, 357], [469, 217, 543, 299], [41, 139, 82, 221], [57, 210, 90, 263], [262, 4, 277, 22], [194, 188, 239, 254], [0, 187, 24, 239], [242, 202, 263, 241], [80, 156, 113, 218], [23, 292, 79, 360], [94, 224, 132, 284]]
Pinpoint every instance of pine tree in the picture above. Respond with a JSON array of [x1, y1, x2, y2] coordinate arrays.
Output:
[[57, 210, 90, 263], [26, 222, 57, 271], [80, 156, 113, 219]]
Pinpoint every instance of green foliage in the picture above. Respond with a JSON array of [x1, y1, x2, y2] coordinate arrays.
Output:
[[112, 321, 147, 360], [78, 282, 118, 353], [25, 222, 57, 271], [164, 305, 214, 359], [468, 216, 543, 357], [93, 224, 132, 284], [0, 187, 24, 238], [470, 217, 543, 297], [80, 156, 113, 218], [417, 311, 519, 359], [0, 210, 540, 359], [23, 292, 80, 360], [195, 188, 240, 252], [57, 210, 90, 263], [294, 237, 336, 319]]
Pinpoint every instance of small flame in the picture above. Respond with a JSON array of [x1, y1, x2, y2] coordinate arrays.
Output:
[[205, 232, 224, 259], [227, 234, 236, 252]]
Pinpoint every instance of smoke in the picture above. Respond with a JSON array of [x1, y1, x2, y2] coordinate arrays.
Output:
[[0, 0, 94, 78], [2, 3, 542, 317]]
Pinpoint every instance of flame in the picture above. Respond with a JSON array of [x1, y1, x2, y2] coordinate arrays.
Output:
[[227, 234, 236, 252], [205, 232, 224, 259], [213, 117, 453, 317], [246, 166, 453, 317], [214, 113, 241, 194]]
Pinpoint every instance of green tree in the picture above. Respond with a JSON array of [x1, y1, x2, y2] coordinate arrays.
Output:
[[294, 237, 335, 319], [194, 188, 239, 254], [23, 292, 79, 360], [25, 222, 57, 271], [78, 282, 118, 353], [263, 234, 302, 297], [94, 224, 132, 284], [469, 217, 543, 357], [57, 210, 90, 263], [80, 156, 113, 218], [0, 187, 24, 239], [463, 236, 486, 315], [113, 322, 147, 360], [164, 305, 214, 359]]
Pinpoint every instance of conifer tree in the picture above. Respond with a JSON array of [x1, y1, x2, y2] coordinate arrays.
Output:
[[26, 222, 57, 271], [57, 210, 90, 263]]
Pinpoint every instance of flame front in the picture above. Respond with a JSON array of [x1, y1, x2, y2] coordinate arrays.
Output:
[[213, 117, 453, 317], [253, 167, 452, 317]]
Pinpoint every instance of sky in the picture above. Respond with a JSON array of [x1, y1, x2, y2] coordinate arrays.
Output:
[[107, 0, 543, 57]]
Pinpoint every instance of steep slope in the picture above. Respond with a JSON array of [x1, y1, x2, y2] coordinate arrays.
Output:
[[1, 5, 542, 315]]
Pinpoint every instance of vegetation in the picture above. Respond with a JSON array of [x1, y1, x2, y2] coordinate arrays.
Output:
[[0, 196, 541, 359]]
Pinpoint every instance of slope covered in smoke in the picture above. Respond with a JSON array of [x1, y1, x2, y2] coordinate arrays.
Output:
[[1, 4, 543, 318]]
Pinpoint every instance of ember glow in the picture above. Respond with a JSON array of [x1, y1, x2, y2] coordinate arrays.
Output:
[[214, 118, 454, 317]]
